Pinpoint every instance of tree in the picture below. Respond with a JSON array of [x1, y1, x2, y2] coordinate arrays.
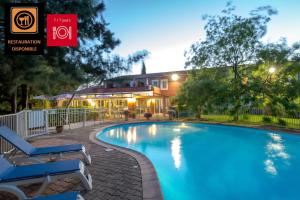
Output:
[[185, 2, 277, 119], [175, 68, 231, 118], [0, 54, 53, 112], [141, 61, 146, 75], [0, 0, 147, 113], [250, 39, 300, 115]]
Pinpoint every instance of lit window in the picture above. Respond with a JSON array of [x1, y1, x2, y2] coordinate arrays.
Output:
[[151, 80, 159, 87], [160, 79, 168, 90]]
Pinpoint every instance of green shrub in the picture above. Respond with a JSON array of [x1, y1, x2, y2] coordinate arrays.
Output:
[[195, 113, 201, 119], [242, 115, 249, 120], [178, 111, 188, 118], [277, 118, 287, 127], [87, 112, 99, 120], [262, 116, 272, 123]]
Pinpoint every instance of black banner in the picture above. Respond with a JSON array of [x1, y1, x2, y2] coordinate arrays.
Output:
[[5, 3, 44, 55]]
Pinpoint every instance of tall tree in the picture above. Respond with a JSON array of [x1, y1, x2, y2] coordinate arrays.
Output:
[[250, 39, 300, 115], [185, 3, 277, 119], [0, 0, 147, 113], [141, 61, 146, 75]]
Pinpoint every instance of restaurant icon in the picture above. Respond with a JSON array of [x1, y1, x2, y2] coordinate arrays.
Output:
[[47, 14, 78, 47], [11, 7, 38, 34], [5, 3, 44, 55], [53, 26, 72, 40]]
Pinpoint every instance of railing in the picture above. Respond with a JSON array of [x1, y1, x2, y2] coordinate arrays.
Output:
[[0, 110, 49, 153], [0, 111, 28, 153], [47, 108, 107, 130], [0, 108, 109, 153], [0, 106, 170, 153]]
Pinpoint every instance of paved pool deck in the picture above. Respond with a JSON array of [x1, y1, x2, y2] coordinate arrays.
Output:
[[0, 121, 163, 200]]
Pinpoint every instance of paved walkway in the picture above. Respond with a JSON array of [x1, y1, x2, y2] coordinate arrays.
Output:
[[0, 123, 144, 200]]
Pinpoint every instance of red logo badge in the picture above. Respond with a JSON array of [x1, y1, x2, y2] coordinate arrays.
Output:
[[47, 14, 77, 47]]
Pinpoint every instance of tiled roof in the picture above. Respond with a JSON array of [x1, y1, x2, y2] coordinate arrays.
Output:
[[75, 86, 153, 95], [107, 70, 188, 80]]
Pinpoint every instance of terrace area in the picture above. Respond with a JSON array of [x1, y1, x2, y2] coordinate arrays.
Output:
[[0, 119, 164, 200]]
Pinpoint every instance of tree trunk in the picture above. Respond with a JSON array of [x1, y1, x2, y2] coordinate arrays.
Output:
[[10, 90, 17, 113], [21, 84, 28, 110], [232, 64, 241, 121], [197, 106, 202, 119]]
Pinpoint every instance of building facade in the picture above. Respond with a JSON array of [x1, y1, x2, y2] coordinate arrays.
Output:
[[33, 70, 188, 116]]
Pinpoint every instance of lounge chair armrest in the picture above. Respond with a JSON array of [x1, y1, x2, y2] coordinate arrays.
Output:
[[0, 185, 27, 199], [81, 146, 92, 165], [78, 161, 92, 190]]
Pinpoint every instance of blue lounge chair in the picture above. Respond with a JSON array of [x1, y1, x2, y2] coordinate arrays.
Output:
[[30, 192, 84, 200], [0, 156, 92, 199], [0, 126, 91, 165]]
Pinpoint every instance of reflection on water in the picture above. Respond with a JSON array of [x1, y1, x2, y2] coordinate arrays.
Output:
[[107, 127, 137, 144], [264, 133, 290, 176], [264, 159, 277, 175], [171, 136, 182, 169], [109, 130, 114, 136], [179, 123, 188, 128], [173, 123, 189, 132], [127, 127, 137, 144], [149, 124, 157, 136]]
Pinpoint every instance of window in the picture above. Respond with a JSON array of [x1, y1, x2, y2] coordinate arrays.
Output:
[[137, 81, 145, 87], [160, 79, 168, 90], [151, 80, 159, 87]]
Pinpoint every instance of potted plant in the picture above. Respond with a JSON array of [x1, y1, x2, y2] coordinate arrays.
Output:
[[56, 125, 64, 133], [144, 112, 152, 120], [123, 110, 130, 121], [130, 111, 136, 119]]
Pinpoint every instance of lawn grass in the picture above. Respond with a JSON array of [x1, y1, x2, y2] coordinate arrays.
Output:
[[201, 114, 300, 129]]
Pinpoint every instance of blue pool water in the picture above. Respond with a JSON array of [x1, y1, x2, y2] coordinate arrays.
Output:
[[97, 122, 300, 200]]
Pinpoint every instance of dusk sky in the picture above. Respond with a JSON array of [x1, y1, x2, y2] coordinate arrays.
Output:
[[104, 0, 300, 75]]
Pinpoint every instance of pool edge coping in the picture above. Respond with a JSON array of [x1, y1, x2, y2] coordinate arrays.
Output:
[[89, 122, 164, 200]]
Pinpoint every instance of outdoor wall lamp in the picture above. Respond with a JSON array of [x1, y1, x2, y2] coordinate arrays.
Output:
[[171, 73, 179, 81], [268, 67, 276, 74]]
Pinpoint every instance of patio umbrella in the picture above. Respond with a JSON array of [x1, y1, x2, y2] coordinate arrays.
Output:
[[32, 95, 49, 100], [49, 94, 74, 100]]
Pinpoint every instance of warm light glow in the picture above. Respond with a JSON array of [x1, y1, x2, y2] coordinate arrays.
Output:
[[127, 127, 137, 144], [179, 123, 188, 128], [133, 130, 137, 143], [149, 124, 157, 136], [109, 130, 114, 136], [127, 98, 136, 103], [127, 131, 132, 143], [171, 136, 182, 169], [268, 67, 276, 74], [87, 99, 96, 107], [171, 73, 179, 81], [80, 95, 87, 99]]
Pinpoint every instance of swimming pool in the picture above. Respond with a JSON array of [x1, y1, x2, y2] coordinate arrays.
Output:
[[97, 122, 300, 200]]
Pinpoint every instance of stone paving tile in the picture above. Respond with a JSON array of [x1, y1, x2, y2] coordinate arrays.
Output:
[[0, 124, 143, 200]]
